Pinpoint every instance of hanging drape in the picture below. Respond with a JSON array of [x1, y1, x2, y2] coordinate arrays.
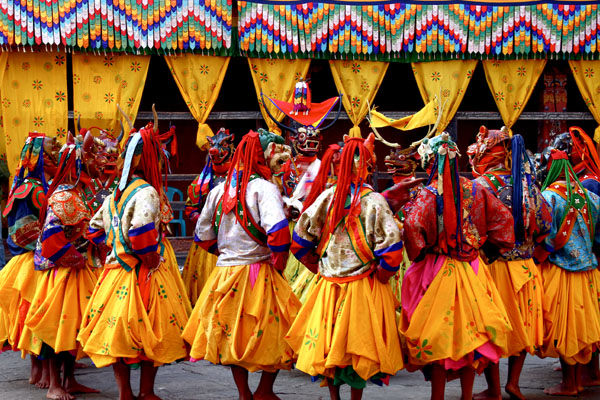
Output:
[[0, 52, 8, 164], [483, 59, 546, 135], [248, 58, 311, 135], [412, 60, 477, 134], [1, 52, 68, 175], [72, 53, 149, 142], [330, 60, 388, 138], [369, 99, 438, 131], [568, 60, 600, 142], [166, 55, 230, 149]]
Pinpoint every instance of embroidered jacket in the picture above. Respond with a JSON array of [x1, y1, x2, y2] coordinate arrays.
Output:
[[83, 175, 118, 214], [185, 164, 226, 223], [35, 185, 91, 270], [87, 178, 162, 272], [4, 177, 46, 255], [475, 171, 552, 260], [403, 177, 515, 262], [194, 177, 290, 270], [540, 183, 600, 272], [291, 185, 403, 280]]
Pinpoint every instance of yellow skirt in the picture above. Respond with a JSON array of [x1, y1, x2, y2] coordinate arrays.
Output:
[[400, 255, 512, 371], [539, 262, 600, 365], [388, 249, 411, 309], [23, 266, 98, 357], [182, 263, 301, 372], [182, 243, 218, 306], [78, 261, 190, 368], [488, 258, 544, 357], [162, 239, 192, 316], [284, 256, 320, 304], [286, 275, 404, 382], [0, 307, 11, 352]]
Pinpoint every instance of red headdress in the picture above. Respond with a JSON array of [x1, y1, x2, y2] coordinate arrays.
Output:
[[569, 126, 600, 179], [221, 131, 272, 226], [322, 134, 376, 241], [302, 143, 342, 212]]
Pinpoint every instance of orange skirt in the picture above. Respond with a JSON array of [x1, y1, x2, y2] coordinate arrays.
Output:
[[488, 258, 544, 356], [539, 262, 600, 365]]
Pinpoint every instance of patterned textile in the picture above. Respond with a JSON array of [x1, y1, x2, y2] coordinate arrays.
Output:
[[541, 186, 600, 272], [72, 54, 149, 140], [569, 60, 600, 141], [404, 177, 515, 262], [1, 52, 68, 175], [292, 185, 403, 279], [483, 59, 547, 134], [476, 171, 552, 260]]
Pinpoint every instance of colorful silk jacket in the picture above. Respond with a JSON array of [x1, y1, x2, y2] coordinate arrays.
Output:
[[475, 171, 552, 261], [403, 177, 515, 262], [34, 185, 91, 270], [540, 182, 600, 272], [4, 177, 46, 255], [291, 184, 404, 280], [87, 178, 162, 273], [194, 177, 290, 271]]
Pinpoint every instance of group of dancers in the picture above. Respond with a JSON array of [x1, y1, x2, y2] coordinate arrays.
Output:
[[0, 106, 600, 400]]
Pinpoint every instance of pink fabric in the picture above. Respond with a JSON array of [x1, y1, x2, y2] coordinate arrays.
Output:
[[401, 254, 445, 320], [249, 263, 261, 289], [443, 341, 502, 370], [401, 254, 480, 320]]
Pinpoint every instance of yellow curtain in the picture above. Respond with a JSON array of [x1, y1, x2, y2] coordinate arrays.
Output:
[[330, 60, 388, 138], [166, 55, 230, 150], [248, 58, 311, 135], [568, 60, 600, 141], [72, 53, 149, 141], [412, 60, 478, 133], [483, 59, 546, 135], [369, 99, 438, 131], [1, 52, 68, 175], [0, 52, 8, 164]]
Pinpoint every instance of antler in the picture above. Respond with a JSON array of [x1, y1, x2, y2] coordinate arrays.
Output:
[[76, 114, 82, 134], [317, 93, 344, 131], [366, 100, 401, 148], [152, 103, 158, 133], [117, 103, 133, 132], [116, 120, 125, 144], [260, 92, 296, 134], [408, 92, 448, 149]]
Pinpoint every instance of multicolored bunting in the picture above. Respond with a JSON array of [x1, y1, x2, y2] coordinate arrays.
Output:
[[238, 3, 600, 59], [0, 0, 233, 53], [0, 2, 598, 58]]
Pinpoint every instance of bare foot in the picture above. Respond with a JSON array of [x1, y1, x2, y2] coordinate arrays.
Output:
[[36, 372, 50, 389], [580, 373, 600, 387], [473, 389, 502, 400], [64, 381, 100, 394], [505, 383, 526, 400], [46, 386, 75, 400], [29, 360, 42, 385], [543, 383, 578, 396]]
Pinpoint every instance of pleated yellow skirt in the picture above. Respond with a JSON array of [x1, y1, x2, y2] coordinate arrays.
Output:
[[162, 238, 192, 315], [182, 263, 301, 372], [23, 266, 98, 357], [400, 255, 512, 371], [488, 258, 544, 357], [0, 253, 36, 351], [182, 243, 218, 306], [78, 260, 190, 368], [539, 262, 600, 365], [0, 307, 11, 352], [284, 256, 320, 304], [286, 275, 404, 382]]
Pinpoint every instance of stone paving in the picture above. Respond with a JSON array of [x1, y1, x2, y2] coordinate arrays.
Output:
[[1, 351, 599, 399]]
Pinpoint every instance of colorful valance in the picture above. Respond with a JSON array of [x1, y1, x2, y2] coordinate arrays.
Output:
[[0, 0, 233, 53], [238, 3, 600, 60]]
